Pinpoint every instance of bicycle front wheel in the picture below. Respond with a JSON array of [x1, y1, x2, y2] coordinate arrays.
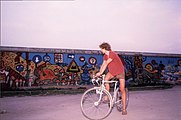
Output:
[[80, 87, 112, 120]]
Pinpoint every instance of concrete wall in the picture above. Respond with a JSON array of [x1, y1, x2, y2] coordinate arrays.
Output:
[[0, 46, 181, 90]]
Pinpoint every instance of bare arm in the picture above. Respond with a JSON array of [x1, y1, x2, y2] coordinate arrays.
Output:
[[96, 58, 113, 76]]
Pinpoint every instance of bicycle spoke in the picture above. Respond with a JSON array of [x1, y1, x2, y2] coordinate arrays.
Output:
[[81, 87, 112, 120]]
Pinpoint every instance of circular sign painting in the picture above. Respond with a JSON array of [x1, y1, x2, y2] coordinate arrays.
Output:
[[145, 63, 153, 71], [89, 57, 97, 65]]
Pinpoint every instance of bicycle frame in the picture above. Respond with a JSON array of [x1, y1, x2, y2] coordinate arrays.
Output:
[[92, 75, 120, 107]]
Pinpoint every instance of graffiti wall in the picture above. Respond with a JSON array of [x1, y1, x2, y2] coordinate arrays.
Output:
[[123, 55, 181, 85], [0, 47, 181, 90]]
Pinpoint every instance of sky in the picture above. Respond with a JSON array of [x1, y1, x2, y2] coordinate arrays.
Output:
[[1, 0, 181, 54]]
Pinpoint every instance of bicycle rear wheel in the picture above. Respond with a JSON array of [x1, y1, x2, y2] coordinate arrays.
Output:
[[80, 87, 112, 120], [116, 87, 129, 112]]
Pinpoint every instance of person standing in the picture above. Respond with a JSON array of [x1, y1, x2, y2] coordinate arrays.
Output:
[[96, 42, 127, 115]]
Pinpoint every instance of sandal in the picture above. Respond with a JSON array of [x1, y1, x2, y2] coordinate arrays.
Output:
[[122, 109, 127, 115]]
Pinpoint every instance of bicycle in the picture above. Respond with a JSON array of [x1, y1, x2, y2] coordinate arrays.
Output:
[[80, 75, 129, 120]]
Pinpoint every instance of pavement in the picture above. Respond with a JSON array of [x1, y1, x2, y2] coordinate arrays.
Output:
[[0, 85, 181, 120]]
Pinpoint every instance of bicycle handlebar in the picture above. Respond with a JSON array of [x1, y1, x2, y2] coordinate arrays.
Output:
[[91, 74, 105, 85]]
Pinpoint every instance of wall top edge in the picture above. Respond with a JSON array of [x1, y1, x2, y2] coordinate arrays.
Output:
[[0, 46, 181, 57]]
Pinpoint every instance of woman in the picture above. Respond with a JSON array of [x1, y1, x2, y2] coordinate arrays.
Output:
[[96, 42, 127, 115]]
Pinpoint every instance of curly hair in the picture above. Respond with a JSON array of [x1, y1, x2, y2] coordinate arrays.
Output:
[[99, 42, 111, 51]]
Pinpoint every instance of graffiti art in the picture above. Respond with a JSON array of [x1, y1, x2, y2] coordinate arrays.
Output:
[[145, 63, 153, 71], [67, 59, 80, 72], [79, 56, 85, 62], [54, 53, 63, 63], [16, 64, 24, 73], [32, 55, 42, 64], [89, 57, 97, 65], [43, 53, 51, 62]]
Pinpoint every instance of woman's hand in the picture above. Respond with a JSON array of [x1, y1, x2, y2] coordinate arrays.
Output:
[[96, 72, 102, 77]]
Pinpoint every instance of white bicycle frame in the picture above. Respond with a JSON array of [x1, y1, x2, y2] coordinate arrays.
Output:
[[91, 75, 120, 107]]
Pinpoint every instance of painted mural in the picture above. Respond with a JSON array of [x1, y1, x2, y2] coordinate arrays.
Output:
[[0, 51, 102, 89], [0, 49, 181, 90], [123, 55, 181, 86]]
